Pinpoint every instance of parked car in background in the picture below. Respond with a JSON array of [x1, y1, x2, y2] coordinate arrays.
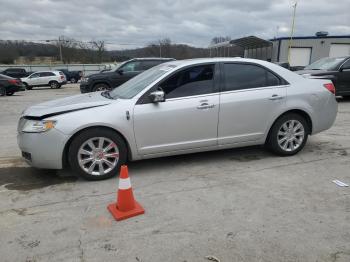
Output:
[[296, 56, 350, 97], [0, 74, 25, 96], [18, 58, 337, 180], [1, 68, 30, 78], [57, 69, 82, 83], [21, 71, 67, 90], [80, 58, 175, 93]]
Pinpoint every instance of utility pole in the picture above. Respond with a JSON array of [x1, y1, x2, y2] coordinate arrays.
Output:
[[58, 36, 63, 63], [287, 1, 298, 64], [159, 41, 162, 58]]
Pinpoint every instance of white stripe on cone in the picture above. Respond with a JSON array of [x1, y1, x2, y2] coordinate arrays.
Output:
[[119, 177, 131, 190]]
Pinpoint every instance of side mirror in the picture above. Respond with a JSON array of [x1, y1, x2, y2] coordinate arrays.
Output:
[[149, 90, 165, 103], [117, 69, 123, 75]]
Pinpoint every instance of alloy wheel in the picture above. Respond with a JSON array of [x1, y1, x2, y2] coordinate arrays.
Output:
[[77, 137, 119, 176], [277, 120, 305, 152]]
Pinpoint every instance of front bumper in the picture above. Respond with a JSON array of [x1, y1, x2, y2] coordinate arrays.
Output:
[[7, 85, 25, 93], [17, 128, 69, 169]]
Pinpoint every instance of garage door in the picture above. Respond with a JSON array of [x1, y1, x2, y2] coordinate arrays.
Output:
[[289, 47, 311, 67], [329, 44, 350, 57]]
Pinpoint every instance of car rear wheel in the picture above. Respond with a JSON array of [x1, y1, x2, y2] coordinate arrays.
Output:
[[68, 128, 127, 180], [93, 83, 110, 92], [266, 113, 309, 156], [49, 81, 59, 89]]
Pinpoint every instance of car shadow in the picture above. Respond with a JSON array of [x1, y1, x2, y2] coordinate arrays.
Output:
[[0, 167, 77, 191], [128, 146, 271, 173]]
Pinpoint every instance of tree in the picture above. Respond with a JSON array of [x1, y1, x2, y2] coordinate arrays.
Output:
[[91, 40, 106, 63]]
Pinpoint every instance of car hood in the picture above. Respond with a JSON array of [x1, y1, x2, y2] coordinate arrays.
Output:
[[23, 92, 112, 118], [88, 71, 116, 79]]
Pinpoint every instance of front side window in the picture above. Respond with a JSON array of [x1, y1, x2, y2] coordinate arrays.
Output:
[[120, 61, 142, 72], [223, 63, 281, 91], [160, 64, 215, 99], [30, 73, 40, 78]]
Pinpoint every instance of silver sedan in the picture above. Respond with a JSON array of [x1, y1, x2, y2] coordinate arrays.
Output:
[[17, 58, 338, 180]]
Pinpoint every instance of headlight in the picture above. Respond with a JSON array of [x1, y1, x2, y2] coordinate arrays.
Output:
[[22, 120, 56, 133]]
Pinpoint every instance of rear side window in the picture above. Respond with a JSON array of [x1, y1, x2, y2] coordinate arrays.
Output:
[[160, 64, 215, 99], [40, 72, 55, 77], [223, 63, 281, 91], [141, 60, 163, 70]]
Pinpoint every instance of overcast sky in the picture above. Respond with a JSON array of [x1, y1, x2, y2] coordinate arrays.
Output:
[[0, 0, 349, 49]]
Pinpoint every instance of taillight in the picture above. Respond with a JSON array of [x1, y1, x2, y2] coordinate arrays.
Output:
[[323, 83, 335, 95], [60, 75, 64, 79], [7, 79, 18, 84]]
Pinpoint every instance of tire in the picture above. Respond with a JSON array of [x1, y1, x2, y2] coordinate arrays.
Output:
[[49, 81, 59, 89], [6, 92, 14, 96], [68, 128, 127, 180], [24, 83, 32, 90], [70, 78, 76, 83], [0, 86, 6, 96], [92, 83, 110, 92], [266, 113, 309, 156]]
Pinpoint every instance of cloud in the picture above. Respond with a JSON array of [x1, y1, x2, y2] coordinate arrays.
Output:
[[0, 0, 349, 49]]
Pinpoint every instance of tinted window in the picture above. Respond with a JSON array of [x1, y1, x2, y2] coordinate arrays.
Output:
[[160, 64, 215, 99], [141, 60, 163, 70], [6, 68, 23, 73], [39, 72, 55, 77], [223, 63, 280, 91], [341, 59, 350, 69]]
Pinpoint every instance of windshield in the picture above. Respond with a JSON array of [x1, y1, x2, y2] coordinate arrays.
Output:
[[304, 57, 345, 70], [109, 64, 175, 99]]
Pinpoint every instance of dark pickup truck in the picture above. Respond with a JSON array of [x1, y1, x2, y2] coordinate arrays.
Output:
[[57, 69, 82, 83], [1, 68, 30, 78], [79, 58, 175, 93]]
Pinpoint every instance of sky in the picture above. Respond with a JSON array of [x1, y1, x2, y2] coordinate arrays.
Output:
[[0, 0, 349, 50]]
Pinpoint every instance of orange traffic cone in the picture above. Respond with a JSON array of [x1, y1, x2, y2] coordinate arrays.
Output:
[[107, 165, 145, 221]]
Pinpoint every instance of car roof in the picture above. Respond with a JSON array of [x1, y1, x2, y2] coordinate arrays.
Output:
[[130, 57, 175, 61]]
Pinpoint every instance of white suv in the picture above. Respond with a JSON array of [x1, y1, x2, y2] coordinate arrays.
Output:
[[21, 71, 67, 90]]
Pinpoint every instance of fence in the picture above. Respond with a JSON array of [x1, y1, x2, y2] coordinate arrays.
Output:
[[0, 63, 118, 76]]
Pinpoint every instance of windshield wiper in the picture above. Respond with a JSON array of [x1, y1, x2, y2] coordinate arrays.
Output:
[[101, 91, 114, 99]]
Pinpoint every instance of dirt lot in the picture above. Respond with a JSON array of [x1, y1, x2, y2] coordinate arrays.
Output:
[[0, 85, 350, 262]]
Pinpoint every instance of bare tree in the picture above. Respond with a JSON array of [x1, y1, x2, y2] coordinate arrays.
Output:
[[91, 40, 106, 63]]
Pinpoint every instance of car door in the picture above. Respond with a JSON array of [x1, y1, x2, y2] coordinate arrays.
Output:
[[218, 62, 287, 145], [111, 61, 143, 87], [28, 73, 40, 86], [337, 58, 350, 96], [37, 72, 50, 85], [133, 63, 220, 155]]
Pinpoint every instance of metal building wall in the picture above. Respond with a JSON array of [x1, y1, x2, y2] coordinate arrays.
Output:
[[271, 37, 350, 63]]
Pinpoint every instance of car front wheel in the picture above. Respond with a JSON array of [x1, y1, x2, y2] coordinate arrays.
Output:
[[68, 128, 127, 180], [93, 83, 110, 92], [266, 113, 309, 156]]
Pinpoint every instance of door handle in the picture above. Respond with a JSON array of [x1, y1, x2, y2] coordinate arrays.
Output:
[[269, 94, 284, 100], [197, 103, 215, 110]]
